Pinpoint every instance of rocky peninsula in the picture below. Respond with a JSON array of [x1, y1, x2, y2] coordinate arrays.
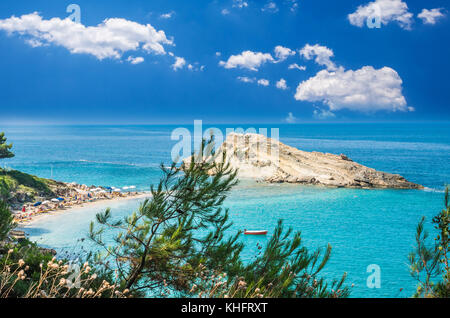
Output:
[[185, 133, 423, 189]]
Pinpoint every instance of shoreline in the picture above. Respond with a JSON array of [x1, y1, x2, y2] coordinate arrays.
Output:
[[16, 192, 152, 226]]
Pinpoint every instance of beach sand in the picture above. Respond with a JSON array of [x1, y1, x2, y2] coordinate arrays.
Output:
[[18, 192, 152, 226]]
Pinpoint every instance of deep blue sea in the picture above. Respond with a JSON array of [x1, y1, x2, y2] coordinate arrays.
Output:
[[2, 123, 450, 298]]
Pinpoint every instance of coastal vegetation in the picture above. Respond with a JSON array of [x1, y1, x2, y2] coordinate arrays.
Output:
[[0, 130, 448, 298], [0, 132, 14, 160], [89, 140, 349, 298], [0, 169, 57, 201], [0, 137, 349, 298], [409, 186, 450, 297], [0, 132, 56, 204]]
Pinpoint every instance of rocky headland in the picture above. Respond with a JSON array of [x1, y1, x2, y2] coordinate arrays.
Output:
[[184, 133, 423, 189]]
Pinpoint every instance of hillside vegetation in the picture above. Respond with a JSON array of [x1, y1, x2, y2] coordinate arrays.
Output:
[[0, 168, 57, 204]]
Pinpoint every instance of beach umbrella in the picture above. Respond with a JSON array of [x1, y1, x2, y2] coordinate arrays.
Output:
[[51, 198, 60, 202], [122, 186, 129, 190], [57, 198, 64, 201], [33, 202, 42, 207], [41, 200, 51, 205]]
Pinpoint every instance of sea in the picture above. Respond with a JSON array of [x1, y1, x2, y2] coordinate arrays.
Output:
[[2, 122, 450, 298]]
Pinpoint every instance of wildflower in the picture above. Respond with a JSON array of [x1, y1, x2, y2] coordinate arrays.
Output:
[[18, 259, 25, 267], [238, 280, 247, 289]]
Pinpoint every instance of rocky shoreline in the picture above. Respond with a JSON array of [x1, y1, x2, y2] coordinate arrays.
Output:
[[184, 133, 423, 189]]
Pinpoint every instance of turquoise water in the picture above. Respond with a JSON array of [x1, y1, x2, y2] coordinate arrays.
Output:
[[3, 123, 450, 297]]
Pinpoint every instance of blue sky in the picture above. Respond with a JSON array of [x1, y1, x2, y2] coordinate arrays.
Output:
[[0, 0, 448, 124]]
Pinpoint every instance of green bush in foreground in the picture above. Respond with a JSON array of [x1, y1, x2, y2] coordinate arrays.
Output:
[[0, 132, 14, 161], [89, 140, 349, 298], [0, 200, 14, 242], [409, 186, 450, 297]]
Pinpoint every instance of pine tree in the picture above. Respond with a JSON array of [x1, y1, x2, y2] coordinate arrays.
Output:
[[0, 132, 14, 160], [0, 199, 14, 241], [89, 139, 349, 297], [409, 186, 450, 297]]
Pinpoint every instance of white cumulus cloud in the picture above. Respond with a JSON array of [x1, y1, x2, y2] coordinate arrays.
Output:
[[299, 44, 336, 70], [127, 56, 144, 64], [276, 78, 288, 90], [288, 63, 306, 71], [172, 56, 186, 71], [295, 66, 409, 113], [274, 45, 295, 62], [348, 0, 413, 30], [257, 79, 270, 86], [418, 8, 446, 25], [219, 50, 274, 71], [0, 12, 174, 60]]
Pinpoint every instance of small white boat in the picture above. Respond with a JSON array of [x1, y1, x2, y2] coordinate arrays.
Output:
[[244, 230, 268, 235]]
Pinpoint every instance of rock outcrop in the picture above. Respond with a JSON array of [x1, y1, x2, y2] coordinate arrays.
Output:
[[184, 133, 422, 189]]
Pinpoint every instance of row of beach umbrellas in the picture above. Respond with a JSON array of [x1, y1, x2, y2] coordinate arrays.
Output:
[[33, 197, 64, 206], [31, 185, 137, 206]]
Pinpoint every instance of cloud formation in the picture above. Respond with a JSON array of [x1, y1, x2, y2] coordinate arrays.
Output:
[[276, 78, 288, 90], [127, 56, 144, 64], [418, 8, 446, 25], [160, 11, 175, 19], [0, 12, 174, 60], [313, 108, 336, 120], [274, 45, 295, 62], [299, 44, 336, 70], [262, 2, 279, 13], [172, 57, 186, 71], [348, 0, 413, 30], [233, 0, 249, 9], [219, 50, 274, 71], [288, 63, 306, 71], [237, 76, 255, 83], [295, 66, 409, 113], [257, 79, 270, 86]]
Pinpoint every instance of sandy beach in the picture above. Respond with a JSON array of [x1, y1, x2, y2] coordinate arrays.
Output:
[[17, 192, 152, 226]]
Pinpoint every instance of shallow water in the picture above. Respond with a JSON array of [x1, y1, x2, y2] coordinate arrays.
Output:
[[4, 123, 450, 297]]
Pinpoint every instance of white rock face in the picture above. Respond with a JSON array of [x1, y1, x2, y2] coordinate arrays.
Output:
[[185, 133, 422, 189]]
